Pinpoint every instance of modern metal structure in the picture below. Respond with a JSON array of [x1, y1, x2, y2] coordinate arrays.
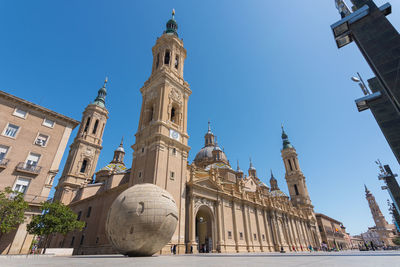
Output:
[[331, 0, 400, 165]]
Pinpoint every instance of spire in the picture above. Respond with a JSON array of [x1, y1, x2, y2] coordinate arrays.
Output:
[[204, 121, 215, 147], [112, 137, 125, 164], [270, 170, 279, 191], [249, 157, 256, 170], [237, 160, 243, 173], [165, 9, 178, 36], [281, 124, 293, 149], [92, 77, 108, 108], [365, 184, 371, 195]]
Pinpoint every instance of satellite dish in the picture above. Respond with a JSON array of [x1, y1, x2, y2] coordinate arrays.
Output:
[[351, 77, 360, 82]]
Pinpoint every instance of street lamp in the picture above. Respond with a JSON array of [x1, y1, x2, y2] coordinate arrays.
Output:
[[351, 72, 370, 96]]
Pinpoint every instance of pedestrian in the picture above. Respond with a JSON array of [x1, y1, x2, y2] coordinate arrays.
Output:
[[171, 245, 173, 254], [190, 245, 193, 254], [173, 244, 177, 254]]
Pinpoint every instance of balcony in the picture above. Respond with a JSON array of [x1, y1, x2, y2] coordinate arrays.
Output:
[[15, 162, 42, 175], [0, 158, 9, 169]]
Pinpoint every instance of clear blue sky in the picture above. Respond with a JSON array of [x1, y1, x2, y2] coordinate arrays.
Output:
[[1, 0, 399, 236]]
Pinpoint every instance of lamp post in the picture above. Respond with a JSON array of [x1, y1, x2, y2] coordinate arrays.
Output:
[[351, 72, 371, 96], [376, 160, 400, 219]]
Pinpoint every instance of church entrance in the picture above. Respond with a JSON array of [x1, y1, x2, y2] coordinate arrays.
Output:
[[195, 205, 214, 253]]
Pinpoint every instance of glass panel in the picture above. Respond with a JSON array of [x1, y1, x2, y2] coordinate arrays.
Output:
[[35, 134, 48, 146], [0, 145, 8, 160], [27, 153, 40, 167], [43, 118, 55, 128], [5, 124, 19, 137], [14, 109, 27, 118]]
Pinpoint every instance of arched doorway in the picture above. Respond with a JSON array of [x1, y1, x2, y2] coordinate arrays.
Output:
[[195, 205, 214, 253]]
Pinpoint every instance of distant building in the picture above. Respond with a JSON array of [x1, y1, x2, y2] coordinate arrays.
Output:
[[350, 235, 364, 250], [364, 185, 396, 246], [361, 227, 382, 248], [316, 213, 348, 250], [0, 90, 79, 254]]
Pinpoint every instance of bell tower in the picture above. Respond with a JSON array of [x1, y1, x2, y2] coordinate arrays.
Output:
[[280, 126, 311, 207], [129, 10, 191, 253], [364, 185, 394, 245], [54, 79, 109, 204]]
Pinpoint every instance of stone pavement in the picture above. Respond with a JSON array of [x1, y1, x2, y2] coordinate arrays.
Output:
[[1, 250, 399, 267]]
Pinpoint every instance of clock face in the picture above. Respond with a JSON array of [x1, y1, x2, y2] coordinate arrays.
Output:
[[169, 129, 180, 141]]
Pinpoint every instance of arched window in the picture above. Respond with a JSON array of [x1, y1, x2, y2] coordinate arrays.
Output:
[[171, 107, 176, 123], [92, 119, 99, 134], [156, 53, 160, 69], [80, 159, 88, 173], [149, 107, 154, 122], [288, 159, 293, 171], [84, 117, 91, 132], [164, 50, 170, 65], [174, 55, 179, 69], [293, 159, 298, 170], [86, 206, 92, 218], [294, 184, 299, 195]]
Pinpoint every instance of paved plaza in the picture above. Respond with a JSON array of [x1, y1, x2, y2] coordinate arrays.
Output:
[[1, 251, 400, 267]]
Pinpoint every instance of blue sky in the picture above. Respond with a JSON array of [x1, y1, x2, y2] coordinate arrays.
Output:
[[1, 0, 399, 235]]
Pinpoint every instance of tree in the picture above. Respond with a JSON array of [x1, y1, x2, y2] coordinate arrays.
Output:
[[27, 201, 84, 253], [392, 237, 400, 246], [0, 187, 29, 240]]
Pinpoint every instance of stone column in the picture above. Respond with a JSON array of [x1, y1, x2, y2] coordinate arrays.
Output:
[[283, 215, 293, 250], [270, 211, 281, 251], [301, 220, 311, 248], [254, 207, 263, 251], [188, 195, 197, 253], [231, 201, 239, 252], [242, 204, 251, 252], [215, 200, 224, 252], [262, 209, 273, 252], [289, 217, 299, 250], [295, 219, 305, 250]]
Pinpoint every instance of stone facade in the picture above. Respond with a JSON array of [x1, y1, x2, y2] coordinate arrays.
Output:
[[50, 12, 321, 255], [0, 90, 79, 254]]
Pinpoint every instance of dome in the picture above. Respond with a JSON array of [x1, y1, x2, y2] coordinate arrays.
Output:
[[99, 163, 127, 174], [194, 146, 227, 162], [116, 146, 125, 152]]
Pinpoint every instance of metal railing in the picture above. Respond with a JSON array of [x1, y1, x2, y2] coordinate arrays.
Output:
[[15, 162, 42, 175], [0, 158, 9, 168]]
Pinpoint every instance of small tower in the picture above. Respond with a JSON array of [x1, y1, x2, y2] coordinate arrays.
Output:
[[204, 121, 215, 147], [364, 185, 394, 245], [111, 138, 125, 164], [270, 170, 279, 191], [280, 125, 311, 207], [212, 137, 224, 162], [236, 160, 244, 179], [54, 78, 109, 204], [248, 158, 257, 177]]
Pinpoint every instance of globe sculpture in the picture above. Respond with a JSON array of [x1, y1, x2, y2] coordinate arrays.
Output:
[[105, 183, 178, 256]]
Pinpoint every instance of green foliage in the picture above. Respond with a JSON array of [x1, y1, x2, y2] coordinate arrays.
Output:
[[0, 187, 29, 236], [392, 236, 400, 246], [27, 201, 84, 237]]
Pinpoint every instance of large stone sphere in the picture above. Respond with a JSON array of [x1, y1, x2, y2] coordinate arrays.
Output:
[[105, 183, 178, 256]]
